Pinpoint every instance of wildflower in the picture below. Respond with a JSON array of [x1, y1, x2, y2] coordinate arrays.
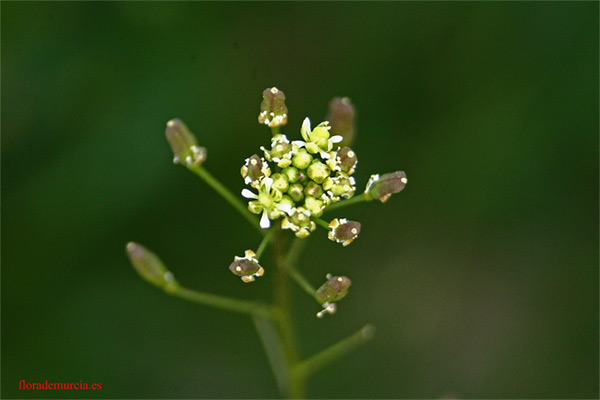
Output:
[[299, 118, 343, 159], [328, 218, 361, 246], [258, 87, 288, 128], [229, 250, 264, 283], [242, 177, 292, 229], [365, 171, 408, 203], [240, 154, 271, 188]]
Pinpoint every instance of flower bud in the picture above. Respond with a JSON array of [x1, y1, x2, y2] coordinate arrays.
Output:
[[304, 196, 325, 217], [258, 87, 288, 128], [328, 218, 361, 246], [307, 161, 331, 184], [287, 183, 305, 203], [271, 173, 289, 192], [336, 147, 357, 174], [281, 166, 300, 184], [126, 242, 179, 292], [165, 119, 206, 167], [292, 148, 313, 170], [304, 181, 323, 198], [229, 250, 265, 283], [241, 155, 271, 188], [365, 171, 407, 203], [326, 97, 356, 147], [315, 274, 351, 317]]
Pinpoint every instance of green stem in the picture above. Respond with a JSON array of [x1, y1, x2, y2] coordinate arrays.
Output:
[[312, 217, 330, 230], [293, 324, 376, 380], [284, 238, 318, 301], [255, 228, 276, 259], [272, 229, 306, 398], [169, 286, 273, 318], [252, 314, 289, 395], [188, 165, 264, 235], [271, 126, 280, 136], [324, 192, 369, 213]]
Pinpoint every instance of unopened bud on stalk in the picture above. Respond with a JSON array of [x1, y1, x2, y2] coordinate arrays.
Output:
[[365, 171, 407, 203], [165, 118, 206, 167], [326, 97, 356, 147], [126, 242, 179, 292], [258, 87, 288, 128]]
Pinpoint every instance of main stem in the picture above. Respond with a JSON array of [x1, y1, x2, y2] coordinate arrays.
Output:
[[272, 229, 306, 399]]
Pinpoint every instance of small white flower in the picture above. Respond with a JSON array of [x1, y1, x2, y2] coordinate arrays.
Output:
[[299, 117, 343, 159]]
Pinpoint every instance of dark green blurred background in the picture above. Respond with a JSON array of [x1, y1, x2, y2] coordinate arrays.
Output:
[[2, 2, 598, 399]]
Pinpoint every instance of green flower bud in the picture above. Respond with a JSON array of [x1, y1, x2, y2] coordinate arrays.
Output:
[[271, 173, 289, 192], [229, 250, 264, 283], [328, 218, 361, 246], [365, 171, 408, 203], [307, 161, 330, 184], [258, 87, 288, 128], [329, 175, 356, 199], [304, 196, 325, 217], [304, 181, 324, 198], [326, 97, 356, 147], [126, 242, 179, 292], [292, 148, 313, 170], [287, 183, 305, 203], [281, 166, 300, 183], [165, 119, 206, 167], [281, 207, 316, 238], [316, 274, 352, 304]]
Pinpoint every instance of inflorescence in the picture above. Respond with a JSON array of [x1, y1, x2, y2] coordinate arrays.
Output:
[[163, 86, 407, 316]]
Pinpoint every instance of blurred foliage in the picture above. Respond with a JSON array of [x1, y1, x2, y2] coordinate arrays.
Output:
[[2, 2, 598, 399]]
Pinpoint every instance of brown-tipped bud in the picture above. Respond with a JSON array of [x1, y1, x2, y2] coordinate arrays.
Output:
[[241, 154, 271, 187], [315, 274, 352, 305], [258, 87, 288, 128], [365, 171, 407, 203], [165, 118, 206, 167], [326, 97, 356, 147], [336, 147, 358, 174], [229, 250, 264, 283], [328, 218, 361, 246], [126, 242, 179, 292]]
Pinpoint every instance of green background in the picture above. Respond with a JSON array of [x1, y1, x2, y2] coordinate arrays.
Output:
[[2, 2, 598, 398]]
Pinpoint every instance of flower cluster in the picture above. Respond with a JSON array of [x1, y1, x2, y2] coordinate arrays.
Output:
[[241, 113, 358, 238]]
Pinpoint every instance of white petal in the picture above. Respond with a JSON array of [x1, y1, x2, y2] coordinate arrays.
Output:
[[241, 189, 258, 199], [260, 210, 271, 229], [292, 140, 306, 149], [278, 203, 292, 213], [262, 176, 273, 191], [330, 135, 343, 143], [319, 150, 330, 159], [301, 117, 311, 141]]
